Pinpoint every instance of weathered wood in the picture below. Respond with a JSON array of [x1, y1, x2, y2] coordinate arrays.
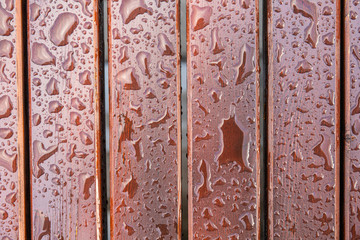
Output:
[[0, 0, 26, 239], [28, 1, 105, 239], [267, 0, 340, 238], [108, 0, 181, 238], [187, 0, 260, 239], [344, 1, 360, 239]]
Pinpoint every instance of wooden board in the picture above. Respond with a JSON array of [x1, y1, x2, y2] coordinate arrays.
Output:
[[187, 0, 260, 239], [0, 0, 26, 239], [344, 1, 360, 239], [28, 1, 105, 239], [267, 0, 340, 239], [108, 0, 181, 238]]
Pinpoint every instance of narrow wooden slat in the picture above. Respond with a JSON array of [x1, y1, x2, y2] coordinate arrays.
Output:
[[345, 1, 360, 239], [108, 0, 181, 238], [187, 0, 260, 239], [28, 1, 105, 239], [0, 0, 26, 239], [268, 0, 340, 239]]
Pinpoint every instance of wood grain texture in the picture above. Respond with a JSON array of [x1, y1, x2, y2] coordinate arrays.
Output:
[[344, 0, 360, 239], [108, 0, 181, 239], [187, 0, 260, 239], [0, 0, 26, 239], [267, 0, 340, 239], [28, 1, 105, 239]]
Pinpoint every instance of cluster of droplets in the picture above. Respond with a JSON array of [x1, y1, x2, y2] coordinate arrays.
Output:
[[29, 0, 98, 239], [270, 0, 337, 239], [110, 0, 180, 239], [347, 0, 360, 238], [188, 0, 258, 239], [0, 0, 20, 238]]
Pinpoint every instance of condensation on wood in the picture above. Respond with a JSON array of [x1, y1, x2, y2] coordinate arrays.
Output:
[[187, 0, 260, 239], [108, 0, 181, 238], [267, 0, 340, 239], [0, 0, 26, 239], [344, 0, 360, 239], [28, 1, 105, 239]]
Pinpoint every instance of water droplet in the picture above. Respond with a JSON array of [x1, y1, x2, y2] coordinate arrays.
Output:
[[239, 213, 254, 230], [62, 51, 75, 71], [0, 4, 13, 36], [79, 70, 92, 85], [34, 211, 50, 240], [79, 173, 95, 200], [0, 149, 17, 172], [0, 208, 8, 220], [48, 101, 63, 113], [148, 108, 172, 128], [116, 67, 140, 90], [195, 160, 213, 201], [74, 0, 92, 17], [0, 61, 10, 83], [0, 95, 12, 120], [119, 0, 153, 24], [31, 43, 56, 66], [79, 131, 93, 145], [122, 174, 138, 198], [191, 5, 212, 31], [234, 43, 255, 85], [0, 39, 13, 58], [71, 97, 86, 111], [291, 0, 319, 48], [217, 113, 252, 172], [0, 128, 13, 139], [313, 134, 333, 171], [32, 140, 58, 178], [136, 51, 151, 78], [210, 27, 224, 54], [45, 78, 59, 95], [322, 32, 334, 46], [50, 13, 79, 46], [295, 59, 313, 73], [157, 33, 175, 56], [30, 3, 41, 21]]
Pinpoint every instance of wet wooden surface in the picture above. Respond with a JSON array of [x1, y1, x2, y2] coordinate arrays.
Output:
[[0, 0, 26, 239], [187, 0, 260, 239], [108, 0, 181, 239], [28, 0, 105, 239], [268, 0, 340, 239], [344, 0, 360, 239]]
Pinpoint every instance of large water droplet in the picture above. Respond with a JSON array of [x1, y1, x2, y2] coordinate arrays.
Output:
[[291, 0, 319, 48], [0, 95, 13, 119], [122, 174, 138, 199], [313, 134, 333, 171], [191, 5, 212, 31], [34, 211, 51, 240], [32, 140, 58, 178], [157, 33, 175, 56], [79, 173, 95, 200], [0, 4, 13, 36], [195, 160, 213, 201], [50, 13, 79, 46], [234, 43, 255, 85], [0, 39, 13, 58], [119, 0, 153, 24], [31, 43, 56, 66], [0, 149, 17, 172], [116, 67, 140, 90], [216, 113, 252, 172]]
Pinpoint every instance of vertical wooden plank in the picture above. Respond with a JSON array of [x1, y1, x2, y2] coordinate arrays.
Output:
[[345, 0, 360, 239], [0, 0, 26, 239], [28, 0, 105, 239], [187, 0, 260, 239], [268, 0, 340, 239], [108, 0, 181, 239]]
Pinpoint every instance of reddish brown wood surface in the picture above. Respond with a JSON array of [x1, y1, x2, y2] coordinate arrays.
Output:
[[108, 0, 181, 239], [187, 0, 260, 239], [268, 0, 340, 239], [345, 1, 360, 239], [28, 1, 105, 239], [0, 0, 26, 239]]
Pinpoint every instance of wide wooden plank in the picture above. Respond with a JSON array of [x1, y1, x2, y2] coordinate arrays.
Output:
[[344, 1, 360, 239], [268, 0, 340, 239], [187, 0, 260, 239], [108, 0, 181, 238], [0, 0, 26, 239], [28, 1, 105, 239]]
